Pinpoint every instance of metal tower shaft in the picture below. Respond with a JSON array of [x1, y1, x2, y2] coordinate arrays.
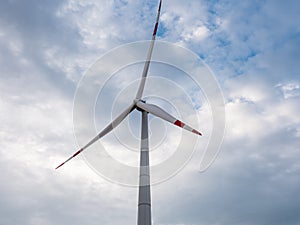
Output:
[[137, 110, 151, 225]]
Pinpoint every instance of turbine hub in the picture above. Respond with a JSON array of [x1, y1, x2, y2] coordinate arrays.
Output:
[[134, 98, 146, 104]]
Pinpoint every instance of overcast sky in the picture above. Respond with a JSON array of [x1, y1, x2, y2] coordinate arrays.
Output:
[[1, 0, 300, 225]]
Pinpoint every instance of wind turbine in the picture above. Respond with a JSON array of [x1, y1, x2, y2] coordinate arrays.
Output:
[[56, 1, 202, 224]]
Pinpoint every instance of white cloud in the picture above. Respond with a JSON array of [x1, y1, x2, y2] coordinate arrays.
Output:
[[183, 25, 209, 42], [276, 82, 300, 99]]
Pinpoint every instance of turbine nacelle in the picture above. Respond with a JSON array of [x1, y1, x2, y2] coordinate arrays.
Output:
[[135, 99, 146, 112]]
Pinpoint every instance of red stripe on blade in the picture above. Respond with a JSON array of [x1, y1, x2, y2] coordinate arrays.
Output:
[[174, 120, 185, 128], [73, 149, 82, 157], [153, 22, 158, 36]]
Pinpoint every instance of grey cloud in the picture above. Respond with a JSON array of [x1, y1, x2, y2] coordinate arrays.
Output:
[[152, 131, 300, 225], [0, 0, 81, 51], [0, 0, 83, 96]]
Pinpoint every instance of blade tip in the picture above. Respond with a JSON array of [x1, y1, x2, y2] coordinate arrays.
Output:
[[55, 163, 64, 170], [192, 129, 202, 136]]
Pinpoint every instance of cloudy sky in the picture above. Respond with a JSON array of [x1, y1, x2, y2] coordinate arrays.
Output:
[[1, 0, 300, 224]]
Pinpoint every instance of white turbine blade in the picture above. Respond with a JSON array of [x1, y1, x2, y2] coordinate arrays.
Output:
[[136, 101, 202, 136], [56, 103, 136, 169], [135, 0, 162, 99]]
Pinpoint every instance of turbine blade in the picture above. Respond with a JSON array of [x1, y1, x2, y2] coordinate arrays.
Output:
[[55, 103, 136, 169], [135, 0, 162, 99], [136, 101, 202, 136]]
